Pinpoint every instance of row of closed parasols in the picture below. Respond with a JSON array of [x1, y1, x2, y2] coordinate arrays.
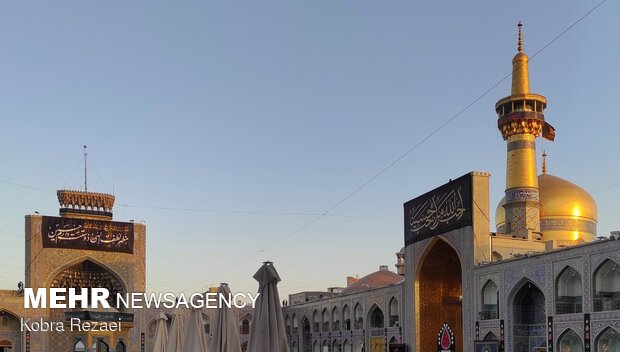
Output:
[[152, 262, 289, 352]]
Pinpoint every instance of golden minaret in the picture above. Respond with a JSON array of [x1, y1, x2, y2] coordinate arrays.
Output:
[[495, 22, 551, 238]]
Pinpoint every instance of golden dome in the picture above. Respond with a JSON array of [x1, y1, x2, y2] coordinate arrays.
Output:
[[538, 174, 597, 221], [495, 174, 598, 241]]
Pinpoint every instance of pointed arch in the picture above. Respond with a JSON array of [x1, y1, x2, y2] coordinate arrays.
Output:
[[343, 339, 351, 352], [415, 236, 461, 276], [509, 279, 546, 351], [367, 304, 384, 329], [45, 256, 128, 312], [593, 259, 620, 312], [321, 340, 329, 352], [73, 340, 86, 352], [0, 308, 21, 331], [95, 339, 110, 352], [301, 316, 312, 352], [44, 255, 128, 294], [557, 328, 583, 351], [240, 314, 251, 335], [388, 296, 399, 327], [483, 331, 498, 341], [332, 339, 342, 352], [353, 303, 363, 330], [416, 237, 462, 352], [322, 308, 330, 331], [555, 266, 582, 314], [312, 309, 320, 332], [595, 326, 620, 352], [332, 306, 340, 331], [114, 340, 126, 352], [481, 279, 499, 320], [342, 304, 351, 330]]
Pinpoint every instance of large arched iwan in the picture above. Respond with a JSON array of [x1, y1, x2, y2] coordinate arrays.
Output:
[[416, 238, 462, 352]]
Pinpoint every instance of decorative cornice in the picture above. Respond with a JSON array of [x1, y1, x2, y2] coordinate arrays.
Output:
[[499, 118, 544, 139], [57, 189, 115, 221]]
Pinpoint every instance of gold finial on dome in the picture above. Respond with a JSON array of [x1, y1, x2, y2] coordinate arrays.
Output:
[[542, 150, 548, 175], [518, 21, 524, 53]]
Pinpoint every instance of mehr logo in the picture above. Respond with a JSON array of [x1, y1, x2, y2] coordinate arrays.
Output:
[[24, 288, 260, 309]]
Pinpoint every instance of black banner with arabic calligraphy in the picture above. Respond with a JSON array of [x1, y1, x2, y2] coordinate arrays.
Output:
[[404, 173, 473, 246], [42, 216, 134, 254]]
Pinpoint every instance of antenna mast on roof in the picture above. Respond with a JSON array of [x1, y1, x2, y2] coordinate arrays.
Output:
[[83, 145, 88, 192]]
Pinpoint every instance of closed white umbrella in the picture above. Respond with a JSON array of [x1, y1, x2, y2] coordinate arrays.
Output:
[[211, 283, 242, 352], [166, 307, 188, 352], [247, 261, 289, 352], [182, 306, 209, 352], [152, 312, 169, 352]]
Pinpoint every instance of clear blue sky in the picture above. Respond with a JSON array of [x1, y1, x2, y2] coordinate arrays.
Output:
[[1, 1, 618, 298]]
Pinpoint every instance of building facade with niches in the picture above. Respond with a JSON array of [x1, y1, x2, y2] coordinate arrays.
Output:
[[0, 189, 146, 352], [282, 261, 406, 352]]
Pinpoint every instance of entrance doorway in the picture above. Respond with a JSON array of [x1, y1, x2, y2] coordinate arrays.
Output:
[[417, 239, 462, 352]]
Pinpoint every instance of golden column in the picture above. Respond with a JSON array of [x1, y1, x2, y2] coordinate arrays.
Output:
[[495, 23, 553, 238]]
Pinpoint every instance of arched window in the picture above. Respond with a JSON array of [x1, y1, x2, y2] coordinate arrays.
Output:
[[285, 314, 291, 334], [594, 259, 620, 312], [240, 316, 251, 335], [342, 305, 351, 330], [353, 303, 363, 330], [389, 297, 399, 327], [596, 327, 620, 352], [115, 340, 126, 352], [313, 341, 320, 352], [556, 266, 583, 314], [558, 329, 583, 351], [343, 339, 352, 352], [94, 340, 110, 352], [322, 340, 329, 352], [332, 340, 342, 352], [481, 280, 499, 320], [332, 306, 340, 331], [301, 317, 312, 352], [74, 340, 86, 352], [368, 305, 384, 329], [322, 308, 329, 331], [312, 310, 320, 332]]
